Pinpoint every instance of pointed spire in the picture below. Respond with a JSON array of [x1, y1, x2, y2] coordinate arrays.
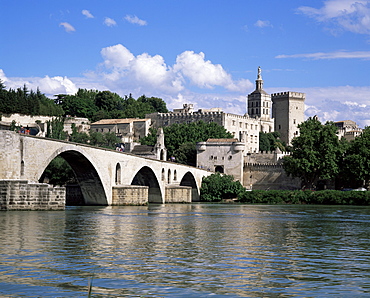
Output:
[[256, 66, 263, 91]]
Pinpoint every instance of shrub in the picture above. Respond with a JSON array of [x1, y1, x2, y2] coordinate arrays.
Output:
[[200, 173, 245, 202]]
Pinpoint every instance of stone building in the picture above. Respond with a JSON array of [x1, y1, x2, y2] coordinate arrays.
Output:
[[0, 113, 90, 137], [272, 92, 305, 145], [196, 138, 301, 190], [128, 128, 167, 161], [334, 120, 362, 141], [196, 139, 245, 181], [147, 67, 306, 153], [90, 118, 151, 143]]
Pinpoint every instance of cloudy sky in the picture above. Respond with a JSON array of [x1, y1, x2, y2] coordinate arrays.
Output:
[[1, 0, 370, 127]]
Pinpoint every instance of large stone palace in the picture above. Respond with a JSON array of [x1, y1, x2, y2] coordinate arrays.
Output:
[[146, 67, 306, 152]]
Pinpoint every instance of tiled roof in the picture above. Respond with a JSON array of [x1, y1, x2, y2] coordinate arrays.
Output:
[[206, 138, 238, 143], [131, 145, 154, 155]]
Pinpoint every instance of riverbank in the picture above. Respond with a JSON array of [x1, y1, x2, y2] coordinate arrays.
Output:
[[238, 189, 370, 205]]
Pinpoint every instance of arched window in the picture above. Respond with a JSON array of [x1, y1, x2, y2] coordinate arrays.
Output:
[[162, 168, 165, 181], [174, 170, 177, 181], [115, 163, 121, 185], [168, 169, 171, 184]]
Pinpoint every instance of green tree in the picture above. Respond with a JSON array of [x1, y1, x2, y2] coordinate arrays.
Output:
[[259, 131, 286, 152], [69, 123, 90, 144], [46, 117, 67, 140], [341, 127, 370, 189], [173, 142, 197, 166], [140, 121, 233, 164], [283, 117, 342, 189], [200, 173, 245, 202], [41, 156, 76, 186]]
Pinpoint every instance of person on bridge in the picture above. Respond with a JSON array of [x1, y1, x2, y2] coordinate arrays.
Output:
[[18, 126, 25, 134]]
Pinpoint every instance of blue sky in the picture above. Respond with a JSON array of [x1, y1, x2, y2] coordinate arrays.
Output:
[[1, 0, 370, 127]]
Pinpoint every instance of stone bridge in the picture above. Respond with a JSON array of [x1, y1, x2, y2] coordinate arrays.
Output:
[[0, 131, 211, 208]]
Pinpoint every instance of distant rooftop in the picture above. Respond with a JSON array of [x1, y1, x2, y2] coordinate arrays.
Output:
[[206, 138, 239, 143]]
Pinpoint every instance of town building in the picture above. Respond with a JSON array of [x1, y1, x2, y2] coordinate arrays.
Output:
[[334, 120, 363, 141], [196, 138, 245, 181], [90, 118, 151, 143]]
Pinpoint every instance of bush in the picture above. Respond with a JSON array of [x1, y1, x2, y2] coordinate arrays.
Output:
[[200, 173, 245, 202]]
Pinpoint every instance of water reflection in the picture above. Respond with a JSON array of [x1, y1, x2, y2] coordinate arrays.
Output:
[[1, 204, 370, 297]]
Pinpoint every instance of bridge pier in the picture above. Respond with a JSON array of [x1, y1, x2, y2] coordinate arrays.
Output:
[[165, 185, 192, 203], [0, 179, 65, 210], [112, 185, 149, 205]]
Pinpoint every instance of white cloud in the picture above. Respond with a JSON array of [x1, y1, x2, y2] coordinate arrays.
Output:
[[298, 0, 370, 34], [124, 15, 147, 26], [173, 51, 252, 92], [0, 69, 78, 97], [101, 44, 134, 69], [276, 50, 370, 59], [82, 10, 94, 19], [104, 17, 117, 27], [59, 22, 75, 32], [254, 20, 272, 28]]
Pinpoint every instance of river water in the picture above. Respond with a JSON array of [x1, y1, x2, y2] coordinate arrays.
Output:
[[1, 204, 370, 297]]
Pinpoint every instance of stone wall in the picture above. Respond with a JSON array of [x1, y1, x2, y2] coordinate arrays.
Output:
[[0, 179, 65, 210], [165, 186, 192, 203], [243, 164, 300, 190], [112, 185, 148, 205]]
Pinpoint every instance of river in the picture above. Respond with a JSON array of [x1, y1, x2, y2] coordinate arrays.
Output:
[[1, 204, 370, 297]]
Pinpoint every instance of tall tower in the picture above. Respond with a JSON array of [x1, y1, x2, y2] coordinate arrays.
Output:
[[247, 67, 272, 121], [272, 91, 305, 145]]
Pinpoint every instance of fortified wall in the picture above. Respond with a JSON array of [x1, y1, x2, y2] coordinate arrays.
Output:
[[243, 151, 300, 190], [146, 111, 224, 128]]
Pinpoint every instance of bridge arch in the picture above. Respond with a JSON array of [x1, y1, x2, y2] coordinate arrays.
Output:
[[38, 147, 108, 206], [180, 171, 200, 202], [131, 166, 162, 203]]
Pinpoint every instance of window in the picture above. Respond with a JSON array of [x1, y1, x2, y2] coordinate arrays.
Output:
[[239, 122, 242, 128], [232, 120, 236, 126], [293, 119, 296, 124], [115, 163, 121, 185]]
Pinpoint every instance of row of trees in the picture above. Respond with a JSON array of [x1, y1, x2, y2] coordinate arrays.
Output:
[[55, 89, 168, 122], [0, 80, 168, 122], [283, 117, 370, 190], [0, 81, 64, 116]]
